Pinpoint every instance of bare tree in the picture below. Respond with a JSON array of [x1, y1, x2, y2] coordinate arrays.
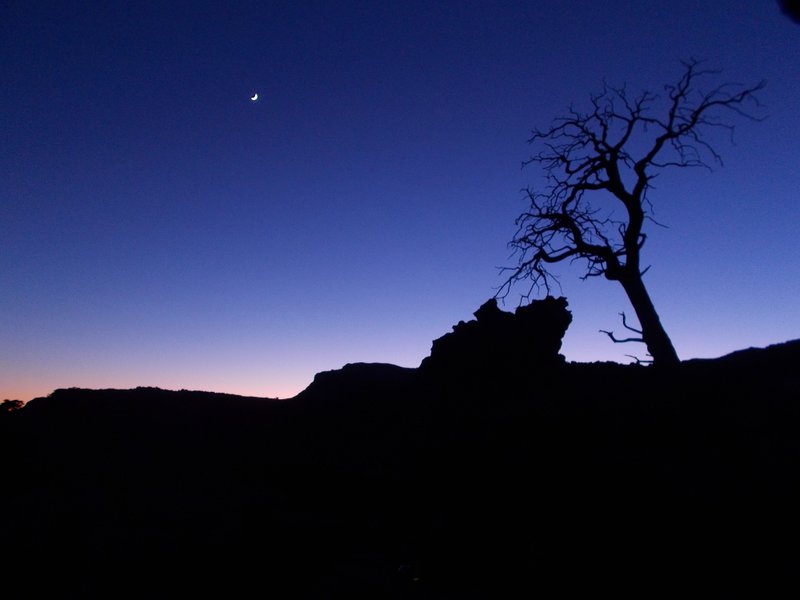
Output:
[[500, 60, 764, 367]]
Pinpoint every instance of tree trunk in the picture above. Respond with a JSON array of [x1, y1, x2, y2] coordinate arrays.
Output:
[[620, 275, 680, 367]]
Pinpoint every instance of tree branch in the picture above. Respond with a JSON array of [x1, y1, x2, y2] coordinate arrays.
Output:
[[501, 59, 764, 314], [599, 330, 644, 344]]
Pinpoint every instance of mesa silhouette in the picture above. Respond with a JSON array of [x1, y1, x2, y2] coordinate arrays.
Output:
[[2, 297, 799, 597]]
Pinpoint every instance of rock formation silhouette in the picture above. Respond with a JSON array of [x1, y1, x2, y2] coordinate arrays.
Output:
[[420, 296, 572, 377]]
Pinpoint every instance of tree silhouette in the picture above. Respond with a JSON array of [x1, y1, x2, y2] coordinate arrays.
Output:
[[1, 399, 24, 414], [500, 60, 764, 366]]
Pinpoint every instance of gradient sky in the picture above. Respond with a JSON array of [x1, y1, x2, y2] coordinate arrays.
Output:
[[3, 1, 799, 401]]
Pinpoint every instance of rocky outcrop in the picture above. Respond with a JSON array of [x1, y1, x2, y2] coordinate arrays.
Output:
[[420, 296, 572, 376]]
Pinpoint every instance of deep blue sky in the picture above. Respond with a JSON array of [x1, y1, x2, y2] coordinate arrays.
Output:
[[3, 1, 799, 400]]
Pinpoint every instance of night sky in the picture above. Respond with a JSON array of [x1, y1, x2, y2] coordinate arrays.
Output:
[[3, 1, 799, 401]]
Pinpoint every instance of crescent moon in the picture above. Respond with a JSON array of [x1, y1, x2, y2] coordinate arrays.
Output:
[[250, 93, 258, 101]]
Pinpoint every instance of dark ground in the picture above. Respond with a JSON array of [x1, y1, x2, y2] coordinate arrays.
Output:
[[2, 339, 799, 598]]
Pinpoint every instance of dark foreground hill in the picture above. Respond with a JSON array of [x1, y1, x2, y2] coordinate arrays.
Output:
[[2, 300, 799, 598]]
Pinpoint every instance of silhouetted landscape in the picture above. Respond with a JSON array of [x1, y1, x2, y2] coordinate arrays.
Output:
[[2, 297, 799, 597]]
